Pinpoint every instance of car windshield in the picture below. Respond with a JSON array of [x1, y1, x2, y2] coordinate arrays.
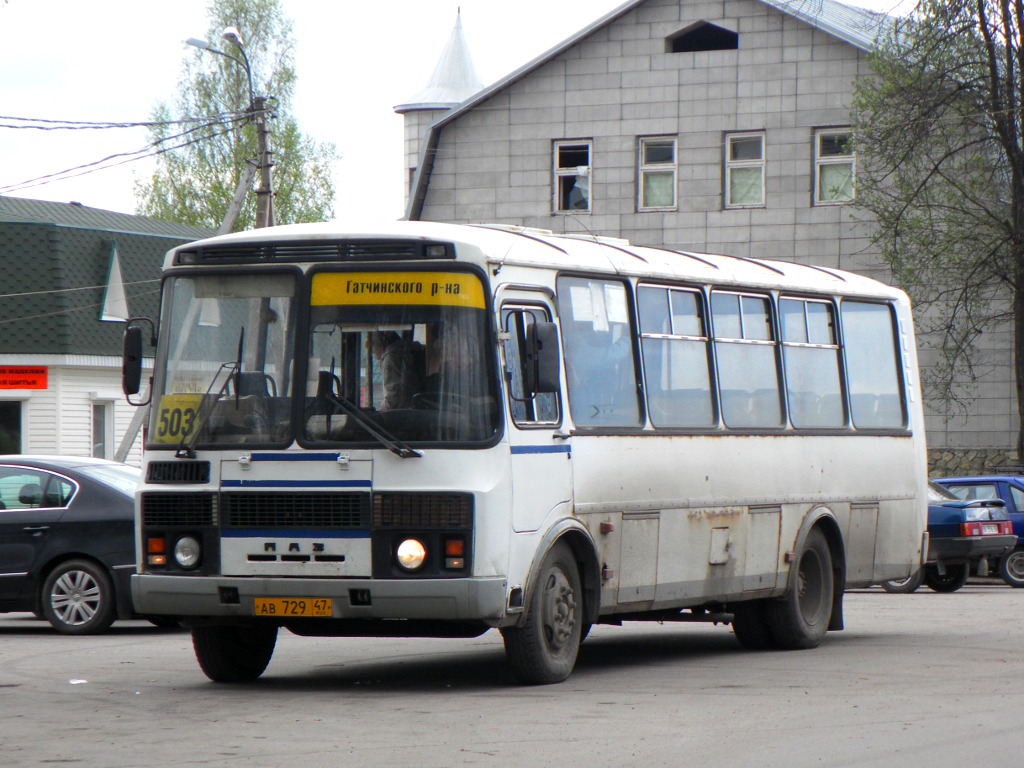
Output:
[[78, 463, 141, 496]]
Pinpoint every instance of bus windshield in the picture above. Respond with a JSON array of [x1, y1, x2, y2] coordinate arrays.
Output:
[[303, 270, 500, 445], [148, 272, 297, 449]]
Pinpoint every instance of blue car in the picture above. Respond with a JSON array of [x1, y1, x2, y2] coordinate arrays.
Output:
[[882, 481, 1015, 593], [934, 475, 1024, 587]]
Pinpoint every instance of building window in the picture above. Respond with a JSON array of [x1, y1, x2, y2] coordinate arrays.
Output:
[[0, 401, 21, 453], [725, 132, 765, 208], [667, 21, 738, 53], [814, 129, 855, 204], [554, 140, 592, 213], [638, 137, 677, 211], [92, 402, 113, 459]]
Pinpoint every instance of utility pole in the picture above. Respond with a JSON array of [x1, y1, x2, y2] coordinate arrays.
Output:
[[253, 95, 275, 228]]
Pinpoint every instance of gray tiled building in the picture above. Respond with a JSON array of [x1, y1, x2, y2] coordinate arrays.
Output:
[[397, 0, 1019, 466], [0, 197, 211, 462]]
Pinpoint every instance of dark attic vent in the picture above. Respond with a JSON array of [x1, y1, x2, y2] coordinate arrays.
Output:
[[668, 21, 739, 53]]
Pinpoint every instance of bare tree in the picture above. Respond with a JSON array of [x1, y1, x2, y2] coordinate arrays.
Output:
[[854, 0, 1024, 457]]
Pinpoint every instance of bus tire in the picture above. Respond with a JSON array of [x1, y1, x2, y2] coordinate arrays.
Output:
[[501, 542, 583, 685], [765, 527, 833, 650], [192, 624, 278, 683], [731, 600, 777, 650], [923, 563, 969, 593]]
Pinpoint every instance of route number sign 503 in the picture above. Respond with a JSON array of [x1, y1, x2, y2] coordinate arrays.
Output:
[[153, 394, 202, 444]]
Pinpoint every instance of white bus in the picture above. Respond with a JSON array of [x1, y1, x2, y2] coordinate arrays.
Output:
[[122, 221, 927, 684]]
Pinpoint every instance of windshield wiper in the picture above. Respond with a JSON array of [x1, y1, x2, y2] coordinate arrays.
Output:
[[176, 328, 244, 459], [316, 371, 422, 459]]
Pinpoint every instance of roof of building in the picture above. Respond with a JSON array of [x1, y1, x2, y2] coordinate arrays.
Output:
[[0, 196, 213, 357], [0, 196, 213, 239], [404, 0, 896, 220], [394, 11, 485, 113]]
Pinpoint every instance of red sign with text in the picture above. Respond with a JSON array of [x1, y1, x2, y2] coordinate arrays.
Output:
[[0, 366, 47, 389]]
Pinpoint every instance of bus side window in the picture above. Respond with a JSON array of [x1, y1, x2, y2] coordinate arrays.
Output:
[[502, 307, 560, 426], [637, 285, 715, 428], [711, 291, 783, 429], [556, 276, 641, 428], [840, 301, 906, 429]]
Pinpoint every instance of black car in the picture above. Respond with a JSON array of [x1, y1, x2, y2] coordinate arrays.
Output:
[[882, 481, 1016, 593], [0, 456, 141, 633]]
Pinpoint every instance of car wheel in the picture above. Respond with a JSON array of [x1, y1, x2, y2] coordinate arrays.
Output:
[[999, 548, 1024, 587], [881, 570, 923, 594], [40, 559, 117, 635], [923, 563, 969, 592]]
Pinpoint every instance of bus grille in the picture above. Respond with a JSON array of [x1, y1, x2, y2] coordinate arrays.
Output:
[[146, 461, 211, 484], [373, 493, 473, 528], [142, 493, 216, 526], [173, 240, 452, 264], [221, 492, 371, 529]]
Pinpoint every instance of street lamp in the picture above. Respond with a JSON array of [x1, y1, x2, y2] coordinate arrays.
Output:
[[185, 27, 274, 228]]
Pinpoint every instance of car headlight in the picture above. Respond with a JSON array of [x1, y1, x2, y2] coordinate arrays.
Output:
[[173, 536, 201, 569], [396, 538, 427, 571]]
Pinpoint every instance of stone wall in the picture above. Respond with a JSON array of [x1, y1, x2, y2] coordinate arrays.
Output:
[[928, 449, 1022, 478]]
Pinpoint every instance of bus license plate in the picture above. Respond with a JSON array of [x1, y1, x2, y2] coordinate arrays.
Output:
[[253, 598, 333, 618]]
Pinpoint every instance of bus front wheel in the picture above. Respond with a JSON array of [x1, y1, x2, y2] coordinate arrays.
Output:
[[502, 542, 583, 685], [765, 527, 833, 650], [192, 624, 278, 683]]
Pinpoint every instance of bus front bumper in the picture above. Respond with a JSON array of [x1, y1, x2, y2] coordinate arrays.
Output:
[[131, 573, 509, 624]]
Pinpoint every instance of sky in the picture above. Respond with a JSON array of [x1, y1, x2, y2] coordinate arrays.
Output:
[[0, 0, 907, 223]]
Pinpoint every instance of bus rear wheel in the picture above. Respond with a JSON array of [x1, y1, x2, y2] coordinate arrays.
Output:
[[502, 542, 583, 685], [192, 624, 278, 683], [731, 600, 777, 650], [765, 527, 833, 650]]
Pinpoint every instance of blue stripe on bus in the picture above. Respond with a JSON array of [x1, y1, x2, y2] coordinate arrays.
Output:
[[510, 444, 571, 455], [221, 529, 370, 539], [222, 479, 372, 488], [248, 453, 345, 462]]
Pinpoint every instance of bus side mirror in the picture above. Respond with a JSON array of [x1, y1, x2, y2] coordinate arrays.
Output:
[[123, 326, 143, 396], [525, 321, 561, 394], [123, 319, 155, 405]]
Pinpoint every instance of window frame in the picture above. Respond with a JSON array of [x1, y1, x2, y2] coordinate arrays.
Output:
[[553, 140, 593, 215], [637, 283, 716, 428], [779, 296, 846, 429], [500, 304, 562, 428], [710, 290, 783, 428], [813, 128, 855, 206], [724, 132, 766, 209], [637, 136, 678, 212]]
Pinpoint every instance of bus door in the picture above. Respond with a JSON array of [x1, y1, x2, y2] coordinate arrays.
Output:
[[499, 295, 572, 533]]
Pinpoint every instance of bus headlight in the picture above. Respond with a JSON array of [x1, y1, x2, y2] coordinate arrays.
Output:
[[396, 538, 427, 571], [173, 536, 202, 569]]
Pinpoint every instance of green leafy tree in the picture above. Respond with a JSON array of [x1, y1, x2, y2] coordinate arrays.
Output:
[[853, 0, 1024, 457], [135, 0, 336, 230]]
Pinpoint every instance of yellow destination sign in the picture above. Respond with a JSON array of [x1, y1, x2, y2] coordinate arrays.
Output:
[[311, 272, 486, 309]]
